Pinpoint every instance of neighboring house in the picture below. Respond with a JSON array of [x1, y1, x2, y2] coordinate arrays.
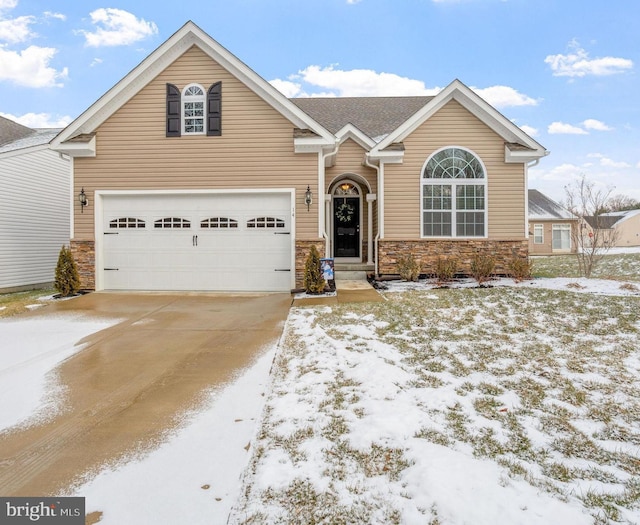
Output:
[[51, 21, 547, 293], [528, 189, 578, 255], [584, 209, 640, 247], [0, 117, 69, 293]]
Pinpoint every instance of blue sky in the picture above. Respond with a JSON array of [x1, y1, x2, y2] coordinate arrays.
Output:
[[1, 0, 638, 203]]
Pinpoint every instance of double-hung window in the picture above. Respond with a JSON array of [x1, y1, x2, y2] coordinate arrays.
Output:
[[533, 224, 544, 244], [422, 147, 487, 238]]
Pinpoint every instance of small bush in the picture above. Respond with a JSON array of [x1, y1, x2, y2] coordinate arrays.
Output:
[[303, 244, 326, 294], [397, 253, 421, 282], [470, 253, 495, 285], [507, 255, 533, 282], [54, 245, 81, 297], [435, 256, 458, 284]]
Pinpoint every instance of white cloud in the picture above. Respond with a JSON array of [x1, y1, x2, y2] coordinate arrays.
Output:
[[0, 111, 72, 127], [0, 45, 68, 87], [295, 65, 441, 97], [588, 153, 631, 169], [545, 40, 633, 78], [472, 85, 538, 108], [548, 121, 588, 135], [582, 118, 613, 131], [0, 0, 17, 11], [272, 66, 536, 109], [90, 57, 103, 67], [44, 12, 66, 21], [269, 78, 303, 98], [0, 15, 36, 43], [519, 125, 538, 137], [79, 8, 158, 47]]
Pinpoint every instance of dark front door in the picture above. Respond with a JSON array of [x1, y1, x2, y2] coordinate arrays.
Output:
[[333, 197, 359, 258]]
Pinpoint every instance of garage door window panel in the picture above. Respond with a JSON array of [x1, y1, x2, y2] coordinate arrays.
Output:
[[201, 217, 238, 229], [247, 217, 286, 229], [109, 217, 146, 229], [154, 217, 191, 229]]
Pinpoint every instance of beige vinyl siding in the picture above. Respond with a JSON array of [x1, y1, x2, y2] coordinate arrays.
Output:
[[528, 219, 578, 255], [384, 100, 525, 240], [614, 214, 640, 246], [74, 45, 318, 240]]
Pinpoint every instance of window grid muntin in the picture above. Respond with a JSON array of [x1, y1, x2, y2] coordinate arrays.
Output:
[[533, 224, 544, 244], [424, 147, 485, 180], [182, 83, 205, 135], [421, 147, 487, 238], [154, 217, 191, 229], [247, 217, 285, 229], [109, 217, 146, 229], [201, 217, 238, 229]]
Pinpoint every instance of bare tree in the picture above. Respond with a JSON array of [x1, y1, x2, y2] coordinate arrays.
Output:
[[604, 194, 640, 212], [564, 175, 619, 278]]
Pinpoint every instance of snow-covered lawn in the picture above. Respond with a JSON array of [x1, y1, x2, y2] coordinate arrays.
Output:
[[1, 269, 639, 524], [230, 278, 640, 525]]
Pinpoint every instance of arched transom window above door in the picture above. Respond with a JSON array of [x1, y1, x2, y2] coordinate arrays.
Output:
[[334, 182, 359, 196], [421, 147, 487, 238]]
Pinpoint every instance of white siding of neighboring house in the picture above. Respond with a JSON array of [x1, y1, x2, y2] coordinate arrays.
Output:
[[0, 147, 70, 292]]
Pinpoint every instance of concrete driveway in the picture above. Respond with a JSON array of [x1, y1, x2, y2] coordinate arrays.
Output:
[[0, 292, 291, 497]]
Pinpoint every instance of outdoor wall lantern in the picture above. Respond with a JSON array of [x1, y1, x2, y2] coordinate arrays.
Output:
[[78, 188, 88, 213], [305, 185, 313, 211]]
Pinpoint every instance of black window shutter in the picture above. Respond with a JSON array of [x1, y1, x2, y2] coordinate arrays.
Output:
[[166, 83, 181, 137], [207, 82, 222, 136]]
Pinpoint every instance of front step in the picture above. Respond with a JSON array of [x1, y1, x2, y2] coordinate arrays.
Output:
[[333, 263, 374, 281]]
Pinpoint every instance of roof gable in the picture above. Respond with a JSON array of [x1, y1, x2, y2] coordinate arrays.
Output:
[[52, 21, 334, 151], [0, 116, 34, 147], [371, 80, 548, 162]]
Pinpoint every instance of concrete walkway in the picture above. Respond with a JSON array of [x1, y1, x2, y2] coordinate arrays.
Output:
[[292, 280, 385, 307], [0, 292, 291, 497]]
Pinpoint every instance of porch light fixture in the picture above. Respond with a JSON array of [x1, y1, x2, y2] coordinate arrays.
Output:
[[304, 185, 312, 211], [78, 188, 88, 213]]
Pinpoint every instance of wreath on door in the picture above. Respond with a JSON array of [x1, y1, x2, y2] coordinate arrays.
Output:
[[336, 202, 355, 223]]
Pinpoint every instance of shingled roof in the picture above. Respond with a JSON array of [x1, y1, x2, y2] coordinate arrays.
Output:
[[0, 116, 35, 147], [528, 189, 576, 220], [290, 96, 433, 142]]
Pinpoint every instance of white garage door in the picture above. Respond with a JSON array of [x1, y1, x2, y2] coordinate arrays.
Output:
[[100, 192, 293, 292]]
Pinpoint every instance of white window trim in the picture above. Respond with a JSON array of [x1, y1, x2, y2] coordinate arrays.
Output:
[[533, 223, 544, 244], [420, 146, 488, 238], [182, 83, 206, 135]]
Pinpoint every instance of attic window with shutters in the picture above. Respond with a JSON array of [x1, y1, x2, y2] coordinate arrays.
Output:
[[166, 82, 222, 137]]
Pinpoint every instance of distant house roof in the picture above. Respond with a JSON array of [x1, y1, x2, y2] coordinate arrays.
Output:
[[290, 96, 433, 142], [0, 116, 61, 155], [583, 215, 624, 229], [528, 189, 576, 220], [0, 116, 34, 146], [585, 208, 640, 229]]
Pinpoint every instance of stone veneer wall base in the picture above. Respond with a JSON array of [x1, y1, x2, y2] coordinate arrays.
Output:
[[70, 240, 95, 290], [377, 239, 529, 277]]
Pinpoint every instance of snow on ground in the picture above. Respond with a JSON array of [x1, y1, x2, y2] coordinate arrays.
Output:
[[1, 268, 639, 523], [70, 348, 276, 525], [0, 313, 119, 430]]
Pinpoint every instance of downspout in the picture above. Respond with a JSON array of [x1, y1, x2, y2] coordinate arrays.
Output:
[[524, 158, 541, 239], [320, 143, 340, 257], [363, 154, 381, 277]]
